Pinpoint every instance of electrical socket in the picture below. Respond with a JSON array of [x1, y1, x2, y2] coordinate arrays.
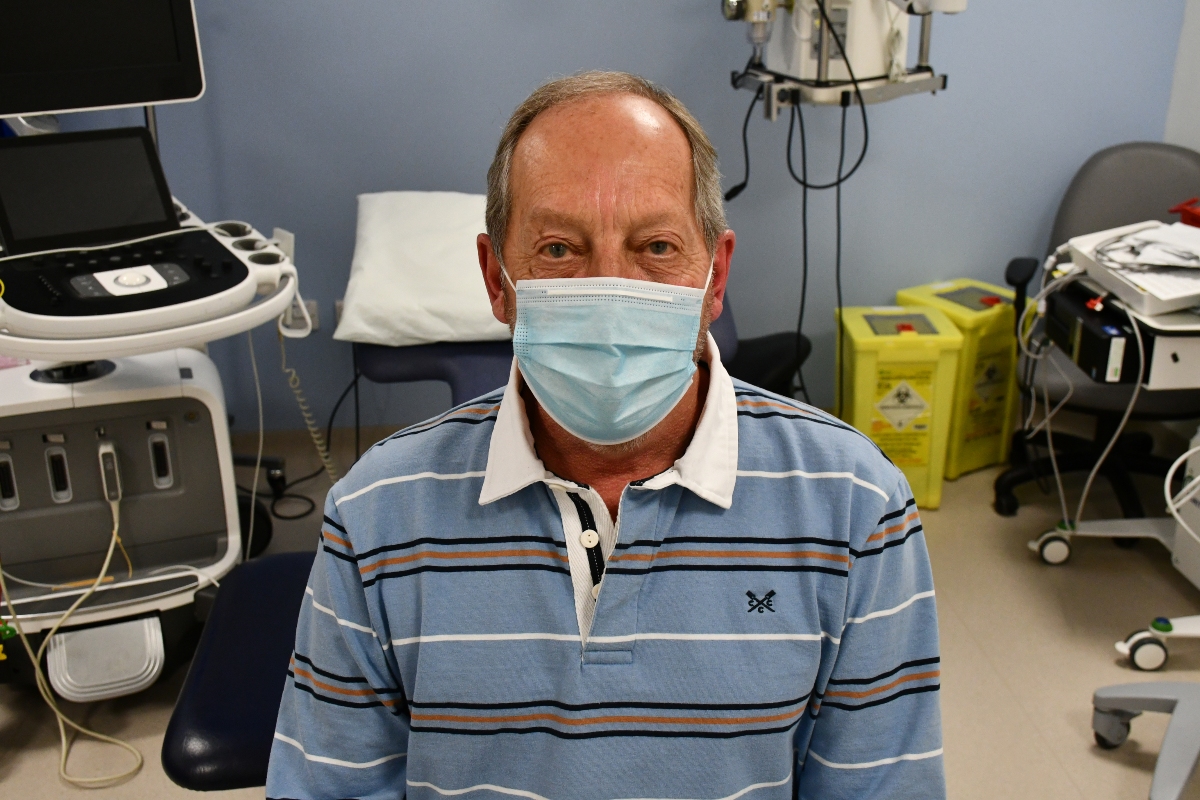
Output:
[[283, 297, 319, 331]]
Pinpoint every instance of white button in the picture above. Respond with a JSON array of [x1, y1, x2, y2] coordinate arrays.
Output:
[[591, 583, 601, 600], [580, 529, 600, 548], [115, 271, 150, 287]]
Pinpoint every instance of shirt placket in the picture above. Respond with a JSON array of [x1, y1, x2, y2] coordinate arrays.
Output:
[[549, 484, 618, 645]]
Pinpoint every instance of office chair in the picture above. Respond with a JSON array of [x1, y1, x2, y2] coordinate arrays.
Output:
[[162, 551, 315, 790], [993, 142, 1200, 518], [355, 295, 811, 407]]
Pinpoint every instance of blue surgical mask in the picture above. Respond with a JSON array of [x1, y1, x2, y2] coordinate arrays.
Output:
[[502, 262, 711, 445]]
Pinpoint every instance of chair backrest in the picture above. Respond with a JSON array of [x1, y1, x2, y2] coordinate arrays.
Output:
[[1048, 142, 1200, 253]]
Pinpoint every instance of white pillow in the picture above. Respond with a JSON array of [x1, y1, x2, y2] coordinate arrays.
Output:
[[333, 191, 511, 347]]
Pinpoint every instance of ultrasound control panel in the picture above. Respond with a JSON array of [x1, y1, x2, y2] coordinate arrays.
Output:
[[0, 225, 264, 318]]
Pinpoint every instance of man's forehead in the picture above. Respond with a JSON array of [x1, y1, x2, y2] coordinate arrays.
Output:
[[512, 93, 693, 177]]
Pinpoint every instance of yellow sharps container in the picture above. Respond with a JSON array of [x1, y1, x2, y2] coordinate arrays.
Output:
[[895, 279, 1019, 479], [836, 306, 962, 509]]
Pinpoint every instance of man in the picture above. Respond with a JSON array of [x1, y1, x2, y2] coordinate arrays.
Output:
[[267, 71, 943, 800]]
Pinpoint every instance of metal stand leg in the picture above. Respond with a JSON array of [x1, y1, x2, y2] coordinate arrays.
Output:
[[1094, 682, 1200, 800]]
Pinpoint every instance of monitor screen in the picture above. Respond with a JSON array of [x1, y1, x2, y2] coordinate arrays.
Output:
[[0, 128, 178, 255], [0, 0, 204, 116]]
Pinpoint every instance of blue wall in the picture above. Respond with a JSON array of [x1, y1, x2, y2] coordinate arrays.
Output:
[[62, 0, 1187, 431]]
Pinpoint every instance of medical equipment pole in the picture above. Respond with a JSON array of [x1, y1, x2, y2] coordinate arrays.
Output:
[[917, 13, 933, 69], [817, 11, 833, 83]]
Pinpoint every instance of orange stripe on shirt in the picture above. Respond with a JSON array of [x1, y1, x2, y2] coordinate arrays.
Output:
[[824, 670, 940, 700], [737, 399, 814, 414], [865, 512, 920, 543], [409, 706, 806, 727], [609, 549, 849, 565], [323, 530, 352, 549], [360, 548, 569, 575], [291, 664, 400, 705]]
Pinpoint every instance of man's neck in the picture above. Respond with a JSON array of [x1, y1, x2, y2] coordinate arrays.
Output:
[[524, 364, 710, 522]]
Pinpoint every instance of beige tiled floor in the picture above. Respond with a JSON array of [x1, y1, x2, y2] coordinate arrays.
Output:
[[3, 427, 1200, 798]]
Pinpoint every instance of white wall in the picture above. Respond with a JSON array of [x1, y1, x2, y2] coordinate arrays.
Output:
[[1167, 0, 1200, 152]]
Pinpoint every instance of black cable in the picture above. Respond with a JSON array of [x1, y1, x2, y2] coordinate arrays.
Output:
[[783, 0, 869, 191], [271, 493, 317, 521], [834, 103, 848, 420], [791, 104, 812, 405], [725, 85, 763, 202], [237, 371, 361, 522]]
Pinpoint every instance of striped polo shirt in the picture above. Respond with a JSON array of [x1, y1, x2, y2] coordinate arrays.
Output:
[[267, 334, 944, 800]]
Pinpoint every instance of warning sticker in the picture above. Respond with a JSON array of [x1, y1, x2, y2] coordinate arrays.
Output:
[[869, 365, 934, 468], [875, 381, 928, 430], [964, 345, 1012, 442]]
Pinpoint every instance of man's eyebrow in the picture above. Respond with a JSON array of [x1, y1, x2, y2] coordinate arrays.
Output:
[[524, 208, 693, 234], [523, 208, 589, 232]]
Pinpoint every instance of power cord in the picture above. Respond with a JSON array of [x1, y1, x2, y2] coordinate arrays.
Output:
[[245, 331, 264, 561], [1165, 444, 1200, 541], [787, 104, 812, 404], [724, 85, 763, 203], [1017, 267, 1147, 531]]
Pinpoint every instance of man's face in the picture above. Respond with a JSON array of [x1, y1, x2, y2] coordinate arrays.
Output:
[[479, 93, 733, 327]]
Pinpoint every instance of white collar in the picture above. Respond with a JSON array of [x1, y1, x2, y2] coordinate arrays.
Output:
[[478, 332, 738, 509]]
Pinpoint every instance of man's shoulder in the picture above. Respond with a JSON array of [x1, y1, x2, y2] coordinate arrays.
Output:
[[331, 390, 503, 502], [731, 379, 902, 493]]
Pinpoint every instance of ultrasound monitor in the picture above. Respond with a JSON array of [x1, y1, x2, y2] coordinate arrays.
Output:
[[0, 128, 178, 255], [0, 0, 204, 117]]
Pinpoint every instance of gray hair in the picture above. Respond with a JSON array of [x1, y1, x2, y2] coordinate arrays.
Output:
[[485, 71, 726, 260]]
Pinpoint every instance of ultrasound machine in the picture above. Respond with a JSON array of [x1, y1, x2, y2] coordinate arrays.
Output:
[[0, 1, 309, 761]]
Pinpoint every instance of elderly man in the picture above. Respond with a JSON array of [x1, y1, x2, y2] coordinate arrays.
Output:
[[267, 72, 943, 800]]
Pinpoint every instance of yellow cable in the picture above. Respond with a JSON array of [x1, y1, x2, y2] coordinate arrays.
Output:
[[0, 500, 144, 788]]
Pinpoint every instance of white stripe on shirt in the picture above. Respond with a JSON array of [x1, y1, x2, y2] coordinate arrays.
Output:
[[844, 590, 936, 625], [274, 732, 405, 769], [735, 469, 889, 500], [807, 747, 943, 770], [307, 587, 378, 637], [391, 631, 837, 646], [336, 471, 487, 506], [407, 772, 792, 800]]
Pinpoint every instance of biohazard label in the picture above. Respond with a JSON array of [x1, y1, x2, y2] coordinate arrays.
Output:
[[964, 345, 1012, 443], [875, 381, 928, 430], [869, 365, 934, 468]]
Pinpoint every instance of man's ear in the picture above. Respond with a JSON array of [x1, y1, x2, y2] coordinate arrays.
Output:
[[708, 229, 736, 321], [478, 233, 509, 324]]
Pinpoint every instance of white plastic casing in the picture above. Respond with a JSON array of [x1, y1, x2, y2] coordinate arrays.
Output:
[[0, 349, 240, 634]]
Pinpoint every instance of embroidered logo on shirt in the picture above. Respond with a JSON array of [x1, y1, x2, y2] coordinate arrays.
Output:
[[746, 590, 776, 613]]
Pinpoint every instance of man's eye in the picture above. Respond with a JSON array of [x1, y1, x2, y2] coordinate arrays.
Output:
[[648, 241, 671, 256], [545, 243, 568, 258]]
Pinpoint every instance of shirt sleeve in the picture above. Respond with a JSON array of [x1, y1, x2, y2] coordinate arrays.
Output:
[[266, 496, 411, 800], [796, 473, 946, 800]]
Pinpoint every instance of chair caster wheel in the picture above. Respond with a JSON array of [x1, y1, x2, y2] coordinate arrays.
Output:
[[1031, 533, 1070, 565], [1092, 708, 1133, 749], [994, 494, 1018, 516]]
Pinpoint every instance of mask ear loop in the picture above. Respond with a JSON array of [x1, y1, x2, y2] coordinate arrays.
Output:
[[498, 259, 517, 292]]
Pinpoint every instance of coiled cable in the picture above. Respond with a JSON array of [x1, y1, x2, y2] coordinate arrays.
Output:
[[279, 334, 339, 485]]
